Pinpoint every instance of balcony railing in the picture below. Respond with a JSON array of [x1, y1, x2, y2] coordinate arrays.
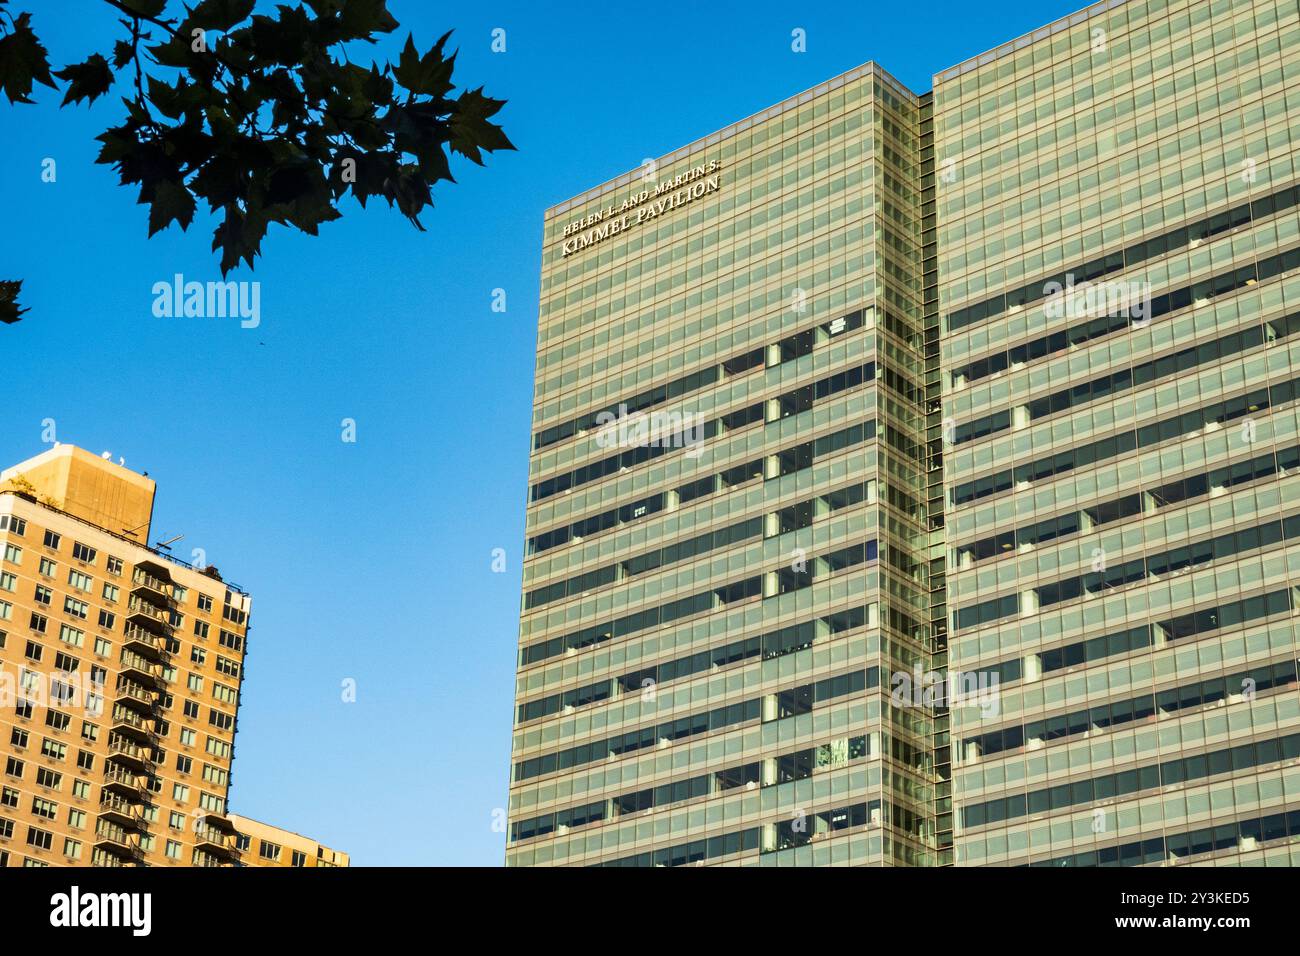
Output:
[[127, 595, 171, 626], [106, 733, 152, 766], [91, 848, 127, 867], [110, 704, 158, 740], [130, 569, 175, 603], [122, 621, 171, 661], [99, 791, 148, 825], [194, 823, 241, 858], [113, 679, 158, 711]]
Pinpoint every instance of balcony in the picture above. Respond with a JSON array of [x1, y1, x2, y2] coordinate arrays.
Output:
[[126, 595, 173, 634], [118, 649, 165, 689], [106, 732, 153, 769], [113, 678, 159, 714], [90, 848, 128, 868], [130, 568, 175, 606], [191, 848, 231, 868], [193, 822, 241, 861], [93, 824, 144, 863], [110, 704, 159, 744], [122, 622, 171, 665], [98, 790, 148, 827]]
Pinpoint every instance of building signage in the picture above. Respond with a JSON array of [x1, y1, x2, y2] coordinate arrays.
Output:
[[558, 160, 721, 257]]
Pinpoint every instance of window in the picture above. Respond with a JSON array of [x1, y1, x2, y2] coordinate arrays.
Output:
[[175, 755, 192, 774], [4, 544, 21, 563], [191, 647, 206, 666], [67, 808, 85, 829], [70, 780, 89, 800], [97, 610, 115, 629], [71, 542, 96, 564], [168, 811, 183, 830], [208, 709, 233, 732], [4, 758, 23, 779], [198, 791, 223, 813], [9, 729, 27, 749], [165, 839, 181, 860], [0, 516, 27, 536], [202, 764, 227, 787], [29, 612, 46, 633], [80, 721, 98, 743], [26, 827, 52, 851], [23, 641, 41, 661], [193, 621, 209, 639], [291, 850, 307, 867], [236, 834, 250, 852], [211, 682, 237, 705], [15, 699, 32, 719], [205, 736, 230, 759], [0, 572, 15, 591], [58, 625, 83, 648], [102, 583, 119, 603], [33, 584, 52, 605], [197, 594, 213, 613], [105, 556, 122, 575], [45, 711, 70, 732], [63, 598, 88, 620], [42, 531, 60, 550], [0, 602, 9, 621], [53, 652, 77, 672], [38, 558, 56, 577], [39, 738, 66, 761], [172, 586, 187, 604], [63, 839, 81, 860], [172, 784, 189, 803], [179, 728, 195, 747], [258, 840, 282, 863], [93, 636, 111, 656], [67, 569, 92, 591], [187, 674, 203, 693], [34, 768, 61, 789], [0, 820, 12, 840], [30, 797, 56, 820], [0, 788, 17, 809], [215, 656, 239, 679], [76, 750, 93, 772], [183, 700, 200, 719], [218, 630, 243, 652]]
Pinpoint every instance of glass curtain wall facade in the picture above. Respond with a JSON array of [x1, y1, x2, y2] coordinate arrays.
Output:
[[940, 0, 1300, 866], [509, 63, 936, 867], [510, 0, 1300, 867]]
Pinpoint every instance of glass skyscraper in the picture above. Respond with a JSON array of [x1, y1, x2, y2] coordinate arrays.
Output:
[[509, 0, 1300, 866]]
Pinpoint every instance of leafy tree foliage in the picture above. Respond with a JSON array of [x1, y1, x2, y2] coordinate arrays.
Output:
[[0, 0, 514, 323]]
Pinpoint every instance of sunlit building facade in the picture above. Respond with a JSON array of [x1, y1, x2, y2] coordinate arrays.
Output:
[[511, 0, 1300, 867], [940, 0, 1300, 866], [0, 445, 342, 868]]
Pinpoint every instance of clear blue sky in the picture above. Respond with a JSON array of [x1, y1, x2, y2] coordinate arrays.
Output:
[[0, 0, 1076, 865]]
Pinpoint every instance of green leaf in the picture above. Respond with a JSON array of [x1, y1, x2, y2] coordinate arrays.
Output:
[[338, 0, 397, 40], [112, 39, 134, 69], [53, 54, 114, 107], [391, 31, 454, 98], [146, 179, 197, 236], [118, 0, 168, 17], [0, 280, 27, 325], [0, 12, 56, 104], [187, 0, 256, 31], [448, 88, 515, 165]]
